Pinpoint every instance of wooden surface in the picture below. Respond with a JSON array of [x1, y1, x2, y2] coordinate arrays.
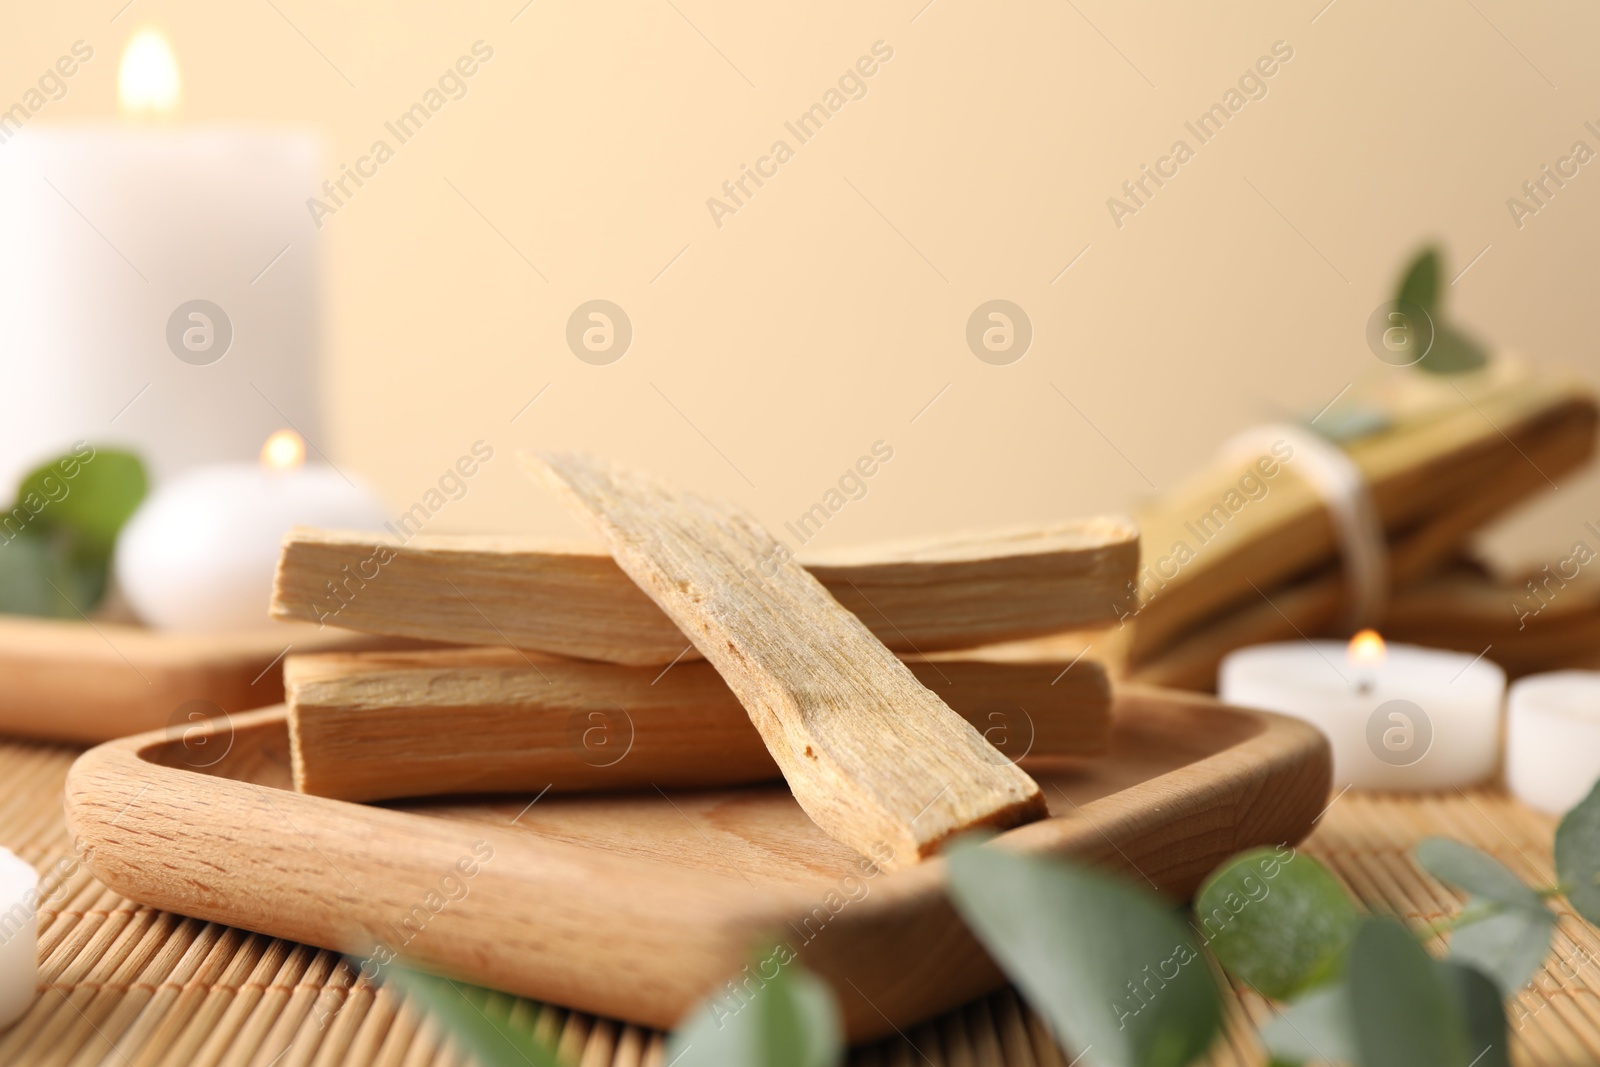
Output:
[[285, 647, 1112, 802], [270, 515, 1139, 667], [10, 730, 1600, 1065], [0, 615, 412, 745], [63, 686, 1328, 1042], [525, 451, 1049, 866]]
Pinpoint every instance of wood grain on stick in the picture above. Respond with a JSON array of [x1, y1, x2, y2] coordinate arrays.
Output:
[[522, 451, 1049, 867], [270, 519, 1138, 667], [285, 647, 1111, 802]]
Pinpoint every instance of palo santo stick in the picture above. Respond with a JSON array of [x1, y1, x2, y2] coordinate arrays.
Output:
[[1382, 570, 1600, 679], [270, 519, 1138, 667], [1127, 405, 1598, 689], [524, 451, 1048, 868], [1127, 370, 1596, 665], [286, 647, 1111, 802]]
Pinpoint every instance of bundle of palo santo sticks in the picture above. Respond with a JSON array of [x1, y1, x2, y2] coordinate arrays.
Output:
[[1060, 359, 1599, 690], [272, 454, 1140, 868]]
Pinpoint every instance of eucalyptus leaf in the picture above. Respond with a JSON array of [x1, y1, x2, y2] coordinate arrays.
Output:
[[1444, 907, 1555, 995], [1415, 838, 1553, 992], [380, 967, 561, 1067], [17, 446, 148, 563], [666, 952, 842, 1067], [1396, 248, 1440, 311], [1194, 847, 1357, 1000], [1348, 918, 1470, 1067], [1555, 776, 1600, 927], [1390, 246, 1491, 376], [1417, 321, 1490, 375], [0, 532, 92, 618], [1305, 405, 1392, 444], [1439, 960, 1512, 1067], [1414, 838, 1542, 911], [1258, 983, 1356, 1066], [946, 840, 1222, 1067]]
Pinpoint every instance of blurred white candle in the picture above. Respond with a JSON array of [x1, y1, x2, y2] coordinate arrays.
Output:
[[1507, 671, 1600, 815], [0, 847, 39, 1028], [0, 29, 321, 491], [115, 431, 385, 631], [1220, 632, 1506, 791]]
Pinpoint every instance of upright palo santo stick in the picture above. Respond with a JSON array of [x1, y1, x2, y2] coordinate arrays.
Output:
[[286, 647, 1112, 802], [523, 452, 1048, 868]]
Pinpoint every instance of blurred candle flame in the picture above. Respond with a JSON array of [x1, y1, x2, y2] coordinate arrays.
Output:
[[1347, 629, 1387, 670], [261, 430, 306, 473], [118, 29, 181, 116]]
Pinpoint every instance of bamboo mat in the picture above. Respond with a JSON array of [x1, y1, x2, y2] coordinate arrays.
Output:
[[3, 736, 1600, 1067]]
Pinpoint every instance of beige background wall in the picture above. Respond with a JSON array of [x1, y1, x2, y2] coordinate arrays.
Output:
[[8, 0, 1599, 570]]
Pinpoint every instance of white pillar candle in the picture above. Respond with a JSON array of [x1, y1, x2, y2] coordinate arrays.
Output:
[[0, 847, 39, 1029], [1506, 671, 1600, 815], [1219, 633, 1506, 791], [115, 431, 386, 631], [0, 31, 321, 490]]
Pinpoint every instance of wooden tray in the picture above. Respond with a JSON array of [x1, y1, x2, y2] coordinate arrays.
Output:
[[63, 685, 1331, 1041], [0, 616, 421, 744]]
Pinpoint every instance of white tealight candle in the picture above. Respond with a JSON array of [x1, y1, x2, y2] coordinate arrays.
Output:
[[0, 847, 39, 1028], [1220, 632, 1506, 791], [115, 431, 386, 631], [1506, 671, 1600, 815]]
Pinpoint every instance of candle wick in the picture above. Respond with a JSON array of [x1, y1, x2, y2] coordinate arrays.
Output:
[[1355, 677, 1374, 696]]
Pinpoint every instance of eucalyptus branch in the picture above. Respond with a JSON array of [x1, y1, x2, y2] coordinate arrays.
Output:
[[1412, 900, 1505, 942]]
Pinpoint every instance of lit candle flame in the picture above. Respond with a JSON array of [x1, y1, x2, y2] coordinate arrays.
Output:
[[1348, 628, 1387, 670], [118, 29, 181, 117], [261, 430, 306, 472]]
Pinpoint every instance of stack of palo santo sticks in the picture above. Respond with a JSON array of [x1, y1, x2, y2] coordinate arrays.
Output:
[[267, 359, 1596, 864], [271, 453, 1141, 867], [1055, 359, 1600, 690]]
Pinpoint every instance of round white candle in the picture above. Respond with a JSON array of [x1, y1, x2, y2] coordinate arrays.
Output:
[[0, 31, 322, 491], [1506, 671, 1600, 815], [1219, 636, 1506, 791], [115, 432, 385, 631], [0, 847, 39, 1029]]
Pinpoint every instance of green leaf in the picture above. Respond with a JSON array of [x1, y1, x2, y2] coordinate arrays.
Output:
[[1444, 907, 1554, 995], [946, 840, 1222, 1067], [1348, 917, 1470, 1067], [1439, 961, 1512, 1067], [0, 446, 147, 618], [1555, 776, 1600, 927], [1194, 847, 1357, 1000], [379, 967, 561, 1067], [0, 532, 93, 618], [1414, 839, 1540, 909], [1415, 837, 1554, 992], [1417, 322, 1490, 375], [1263, 942, 1512, 1067], [1306, 405, 1393, 444], [666, 952, 842, 1067], [1396, 248, 1441, 312], [1389, 246, 1491, 376], [1259, 983, 1356, 1066], [17, 446, 148, 563]]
